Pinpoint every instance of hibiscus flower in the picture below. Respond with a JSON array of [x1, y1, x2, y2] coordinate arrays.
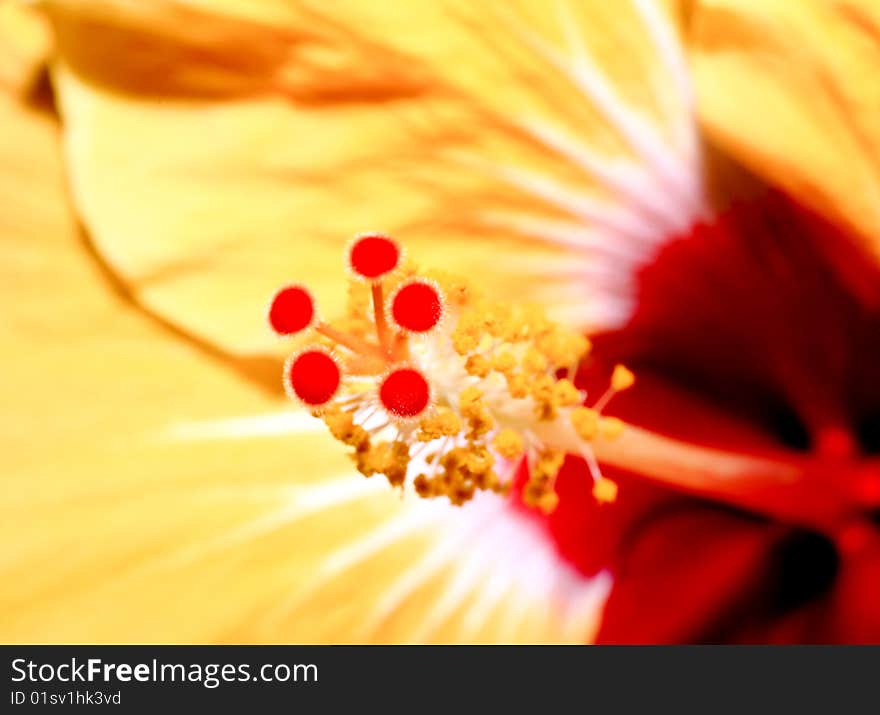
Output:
[[2, 0, 878, 643]]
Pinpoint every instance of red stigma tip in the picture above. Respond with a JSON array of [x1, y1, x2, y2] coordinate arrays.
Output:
[[391, 280, 443, 333], [349, 234, 400, 279], [379, 367, 431, 418], [285, 349, 341, 406], [269, 285, 315, 335]]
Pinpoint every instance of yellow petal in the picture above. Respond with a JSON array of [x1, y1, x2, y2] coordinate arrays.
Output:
[[693, 0, 880, 258], [0, 86, 606, 643], [43, 0, 704, 356]]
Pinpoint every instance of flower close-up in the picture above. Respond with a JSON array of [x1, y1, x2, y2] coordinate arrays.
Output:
[[2, 0, 879, 645]]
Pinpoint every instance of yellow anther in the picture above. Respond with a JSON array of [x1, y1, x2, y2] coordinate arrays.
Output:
[[449, 483, 476, 506], [537, 490, 560, 514], [493, 428, 525, 459], [552, 378, 582, 407], [493, 480, 511, 496], [414, 474, 434, 497], [452, 327, 479, 355], [465, 445, 493, 475], [481, 303, 511, 335], [611, 364, 635, 392], [440, 446, 467, 471], [600, 416, 625, 440], [458, 386, 483, 416], [522, 481, 545, 508], [385, 458, 410, 488], [571, 406, 599, 441], [535, 332, 559, 359], [467, 408, 494, 439], [437, 408, 463, 435], [491, 349, 517, 374], [505, 372, 529, 399], [570, 334, 592, 362], [498, 314, 526, 342], [532, 449, 565, 483], [473, 468, 499, 490], [325, 410, 371, 449], [522, 347, 548, 374], [355, 442, 384, 477], [537, 331, 591, 366], [531, 375, 557, 419], [592, 477, 618, 504], [348, 426, 370, 449], [324, 409, 354, 439], [355, 440, 410, 486], [418, 407, 462, 441], [465, 354, 491, 378], [531, 374, 555, 401]]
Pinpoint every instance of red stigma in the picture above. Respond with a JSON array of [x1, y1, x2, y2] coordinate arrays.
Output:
[[269, 285, 315, 335], [391, 280, 443, 333], [379, 367, 431, 418], [285, 349, 341, 406], [349, 234, 400, 279]]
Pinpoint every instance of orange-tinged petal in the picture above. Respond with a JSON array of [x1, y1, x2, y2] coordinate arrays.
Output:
[[42, 0, 704, 355], [38, 0, 428, 100], [692, 0, 880, 260]]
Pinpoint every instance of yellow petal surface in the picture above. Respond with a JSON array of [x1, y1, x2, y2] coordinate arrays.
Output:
[[42, 0, 702, 354], [693, 0, 880, 258], [0, 82, 606, 642]]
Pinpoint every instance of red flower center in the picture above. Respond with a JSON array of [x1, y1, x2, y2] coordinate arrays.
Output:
[[593, 192, 880, 460], [526, 190, 880, 642]]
